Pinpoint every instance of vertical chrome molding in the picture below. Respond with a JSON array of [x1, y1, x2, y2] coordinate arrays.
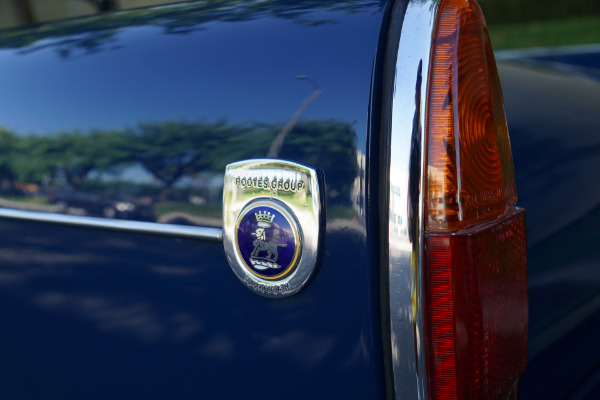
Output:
[[383, 0, 440, 399]]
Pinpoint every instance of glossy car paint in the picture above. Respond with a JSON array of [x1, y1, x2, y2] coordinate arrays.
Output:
[[1, 1, 599, 399], [0, 1, 396, 398], [499, 61, 600, 399]]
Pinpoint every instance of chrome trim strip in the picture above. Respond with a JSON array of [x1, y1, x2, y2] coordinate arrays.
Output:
[[0, 208, 223, 241], [383, 0, 440, 399]]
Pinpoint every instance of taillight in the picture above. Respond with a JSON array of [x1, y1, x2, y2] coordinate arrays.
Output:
[[423, 1, 528, 399], [424, 210, 527, 400], [426, 0, 516, 231]]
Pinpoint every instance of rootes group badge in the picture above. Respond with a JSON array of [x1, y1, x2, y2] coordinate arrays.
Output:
[[222, 159, 323, 298]]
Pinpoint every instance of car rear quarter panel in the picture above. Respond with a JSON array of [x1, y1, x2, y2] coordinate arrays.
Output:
[[499, 61, 600, 399], [0, 2, 393, 398]]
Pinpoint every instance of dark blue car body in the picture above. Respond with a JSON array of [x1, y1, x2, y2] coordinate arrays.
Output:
[[0, 1, 598, 398]]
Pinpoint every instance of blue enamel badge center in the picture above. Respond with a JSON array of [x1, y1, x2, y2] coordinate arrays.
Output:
[[235, 200, 301, 280]]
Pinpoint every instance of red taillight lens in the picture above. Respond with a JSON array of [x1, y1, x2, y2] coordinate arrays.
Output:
[[424, 209, 528, 399], [422, 0, 527, 399]]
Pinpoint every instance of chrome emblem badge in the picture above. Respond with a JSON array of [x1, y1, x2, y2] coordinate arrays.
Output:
[[223, 159, 323, 297]]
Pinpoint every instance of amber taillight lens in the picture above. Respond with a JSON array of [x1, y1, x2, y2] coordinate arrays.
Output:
[[426, 0, 516, 232], [422, 1, 528, 399]]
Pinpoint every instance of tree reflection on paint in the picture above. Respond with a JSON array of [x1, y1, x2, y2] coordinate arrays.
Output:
[[0, 119, 358, 226]]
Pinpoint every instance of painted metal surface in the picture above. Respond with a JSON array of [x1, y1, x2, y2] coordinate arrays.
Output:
[[0, 0, 385, 231], [499, 61, 600, 399], [1, 0, 597, 398], [0, 1, 391, 398]]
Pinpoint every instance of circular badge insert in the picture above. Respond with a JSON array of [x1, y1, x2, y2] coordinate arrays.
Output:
[[235, 200, 301, 280]]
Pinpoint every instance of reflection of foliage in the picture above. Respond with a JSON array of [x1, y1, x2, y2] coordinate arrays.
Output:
[[127, 121, 226, 200], [2, 118, 358, 203], [0, 0, 385, 57], [479, 0, 599, 25], [215, 123, 277, 168], [15, 136, 51, 184], [281, 120, 357, 203], [79, 179, 159, 198], [0, 129, 18, 189], [33, 130, 128, 188]]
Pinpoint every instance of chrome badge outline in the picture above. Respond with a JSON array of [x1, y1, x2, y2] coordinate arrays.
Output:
[[223, 159, 323, 298]]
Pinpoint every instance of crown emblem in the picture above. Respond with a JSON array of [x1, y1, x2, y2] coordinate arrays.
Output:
[[255, 211, 275, 228]]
